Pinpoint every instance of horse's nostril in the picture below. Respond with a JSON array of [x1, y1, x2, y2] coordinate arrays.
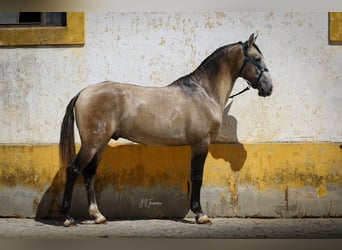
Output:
[[270, 86, 273, 92]]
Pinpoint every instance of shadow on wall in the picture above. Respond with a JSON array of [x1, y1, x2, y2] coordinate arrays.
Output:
[[35, 101, 247, 222], [213, 101, 247, 172]]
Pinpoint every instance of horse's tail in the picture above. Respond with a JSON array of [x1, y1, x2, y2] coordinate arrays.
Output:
[[59, 93, 80, 168]]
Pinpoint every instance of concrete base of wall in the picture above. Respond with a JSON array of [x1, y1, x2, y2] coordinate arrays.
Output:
[[0, 143, 341, 219]]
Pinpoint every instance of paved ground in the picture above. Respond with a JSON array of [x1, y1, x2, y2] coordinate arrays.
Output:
[[0, 217, 342, 239]]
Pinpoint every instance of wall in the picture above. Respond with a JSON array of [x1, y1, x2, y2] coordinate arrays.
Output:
[[0, 12, 341, 219]]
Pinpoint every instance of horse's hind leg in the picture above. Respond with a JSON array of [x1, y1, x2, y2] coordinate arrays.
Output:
[[62, 146, 98, 227], [82, 146, 107, 224]]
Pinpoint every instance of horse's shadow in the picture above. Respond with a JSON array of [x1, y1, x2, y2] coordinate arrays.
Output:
[[35, 101, 247, 225], [211, 101, 247, 172]]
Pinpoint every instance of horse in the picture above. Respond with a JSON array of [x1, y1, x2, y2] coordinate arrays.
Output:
[[59, 33, 273, 227]]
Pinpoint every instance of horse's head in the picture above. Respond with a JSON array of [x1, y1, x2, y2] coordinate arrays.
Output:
[[239, 33, 273, 97]]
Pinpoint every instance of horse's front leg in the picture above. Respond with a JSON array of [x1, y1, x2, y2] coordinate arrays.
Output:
[[190, 141, 211, 224]]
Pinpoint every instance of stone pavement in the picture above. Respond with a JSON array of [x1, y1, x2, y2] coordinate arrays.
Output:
[[0, 217, 342, 239]]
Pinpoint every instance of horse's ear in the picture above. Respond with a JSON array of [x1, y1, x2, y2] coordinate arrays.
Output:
[[247, 33, 257, 48]]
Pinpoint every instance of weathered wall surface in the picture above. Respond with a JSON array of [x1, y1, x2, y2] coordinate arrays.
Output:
[[1, 12, 341, 144], [0, 12, 341, 219]]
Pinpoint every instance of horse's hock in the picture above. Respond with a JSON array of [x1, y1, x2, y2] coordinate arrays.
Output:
[[0, 142, 341, 219]]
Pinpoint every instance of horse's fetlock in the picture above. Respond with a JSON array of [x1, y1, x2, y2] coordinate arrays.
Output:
[[89, 204, 99, 215], [63, 218, 77, 227], [196, 214, 212, 224]]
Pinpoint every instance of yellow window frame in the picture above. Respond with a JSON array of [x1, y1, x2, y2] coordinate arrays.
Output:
[[329, 12, 342, 45], [0, 12, 84, 46]]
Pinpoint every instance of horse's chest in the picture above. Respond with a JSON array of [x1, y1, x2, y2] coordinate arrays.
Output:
[[187, 105, 222, 138]]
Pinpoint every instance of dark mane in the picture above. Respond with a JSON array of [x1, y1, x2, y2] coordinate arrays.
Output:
[[195, 42, 239, 73], [170, 42, 240, 94], [169, 73, 200, 95]]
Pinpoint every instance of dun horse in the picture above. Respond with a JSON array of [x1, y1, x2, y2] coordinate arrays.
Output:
[[59, 34, 273, 226]]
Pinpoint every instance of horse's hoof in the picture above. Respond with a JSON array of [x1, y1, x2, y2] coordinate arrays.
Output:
[[196, 214, 212, 225], [95, 215, 107, 224], [63, 218, 77, 227]]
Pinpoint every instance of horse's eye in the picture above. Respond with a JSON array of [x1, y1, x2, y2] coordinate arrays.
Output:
[[255, 57, 261, 63]]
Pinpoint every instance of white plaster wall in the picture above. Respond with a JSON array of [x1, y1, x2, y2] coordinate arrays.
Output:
[[0, 12, 341, 144]]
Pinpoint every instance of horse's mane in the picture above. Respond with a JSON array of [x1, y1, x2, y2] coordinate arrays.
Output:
[[195, 43, 237, 72], [169, 42, 240, 93], [195, 41, 262, 72]]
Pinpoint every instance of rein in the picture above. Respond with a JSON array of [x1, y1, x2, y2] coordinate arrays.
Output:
[[229, 41, 269, 99]]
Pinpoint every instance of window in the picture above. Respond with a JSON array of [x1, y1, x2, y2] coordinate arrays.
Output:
[[0, 12, 84, 46], [0, 12, 67, 26]]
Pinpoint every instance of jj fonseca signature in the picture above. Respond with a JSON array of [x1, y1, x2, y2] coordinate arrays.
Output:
[[139, 198, 162, 208]]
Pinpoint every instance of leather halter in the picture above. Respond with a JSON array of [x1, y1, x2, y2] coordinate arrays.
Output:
[[239, 41, 269, 89], [229, 41, 269, 99]]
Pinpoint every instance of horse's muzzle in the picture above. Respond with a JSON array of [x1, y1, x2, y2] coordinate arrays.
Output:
[[258, 85, 273, 97]]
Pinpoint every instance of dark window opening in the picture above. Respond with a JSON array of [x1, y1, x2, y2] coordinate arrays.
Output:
[[19, 12, 41, 24], [0, 12, 66, 27]]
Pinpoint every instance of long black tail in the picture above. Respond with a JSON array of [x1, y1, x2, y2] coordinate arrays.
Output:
[[59, 93, 80, 168]]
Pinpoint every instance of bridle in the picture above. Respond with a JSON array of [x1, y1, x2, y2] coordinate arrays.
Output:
[[229, 41, 269, 99], [239, 41, 269, 89]]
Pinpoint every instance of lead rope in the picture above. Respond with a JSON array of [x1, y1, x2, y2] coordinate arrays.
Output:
[[228, 85, 250, 99], [228, 41, 252, 99]]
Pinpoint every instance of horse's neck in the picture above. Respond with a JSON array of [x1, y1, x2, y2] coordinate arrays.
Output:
[[204, 74, 236, 109], [193, 47, 241, 109]]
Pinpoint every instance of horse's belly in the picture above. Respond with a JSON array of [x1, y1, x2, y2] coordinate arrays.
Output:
[[124, 133, 188, 146], [119, 118, 189, 146], [118, 107, 190, 146]]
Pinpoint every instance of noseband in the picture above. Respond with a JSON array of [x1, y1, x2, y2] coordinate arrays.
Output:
[[239, 41, 269, 89]]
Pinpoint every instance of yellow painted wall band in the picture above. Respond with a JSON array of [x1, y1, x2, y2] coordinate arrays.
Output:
[[0, 143, 340, 193]]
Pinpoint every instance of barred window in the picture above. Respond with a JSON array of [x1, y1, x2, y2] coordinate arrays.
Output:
[[0, 12, 84, 46]]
